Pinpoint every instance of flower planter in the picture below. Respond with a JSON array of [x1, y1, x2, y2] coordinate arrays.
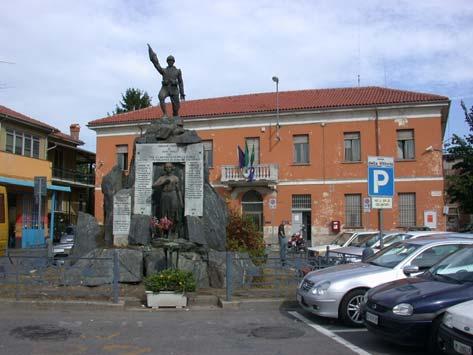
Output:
[[146, 291, 187, 308]]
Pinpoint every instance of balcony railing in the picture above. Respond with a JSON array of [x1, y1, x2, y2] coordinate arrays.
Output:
[[221, 164, 278, 184], [52, 167, 95, 186]]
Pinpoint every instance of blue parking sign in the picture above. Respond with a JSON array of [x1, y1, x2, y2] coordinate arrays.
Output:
[[368, 157, 394, 197]]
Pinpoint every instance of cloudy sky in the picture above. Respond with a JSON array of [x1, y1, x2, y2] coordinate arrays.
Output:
[[1, 0, 472, 151]]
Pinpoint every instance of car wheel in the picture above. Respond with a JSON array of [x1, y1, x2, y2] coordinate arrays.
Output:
[[340, 289, 367, 327]]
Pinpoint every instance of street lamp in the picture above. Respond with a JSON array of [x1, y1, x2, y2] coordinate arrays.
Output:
[[272, 76, 280, 141]]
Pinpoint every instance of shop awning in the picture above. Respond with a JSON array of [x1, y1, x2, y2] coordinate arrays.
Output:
[[0, 176, 71, 192]]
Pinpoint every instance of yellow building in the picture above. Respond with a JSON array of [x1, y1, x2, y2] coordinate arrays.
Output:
[[0, 105, 95, 248]]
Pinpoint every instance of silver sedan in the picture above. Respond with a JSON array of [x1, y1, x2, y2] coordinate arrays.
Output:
[[296, 235, 473, 327]]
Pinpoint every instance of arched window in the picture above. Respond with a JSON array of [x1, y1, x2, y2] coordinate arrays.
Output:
[[242, 190, 263, 231]]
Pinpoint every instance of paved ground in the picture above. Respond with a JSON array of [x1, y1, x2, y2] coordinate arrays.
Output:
[[0, 300, 433, 355], [287, 307, 429, 355], [0, 302, 352, 355]]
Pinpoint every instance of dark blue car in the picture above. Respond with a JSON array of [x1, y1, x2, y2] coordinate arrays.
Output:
[[362, 245, 473, 352]]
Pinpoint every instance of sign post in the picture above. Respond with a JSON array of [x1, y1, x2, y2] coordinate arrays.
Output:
[[269, 198, 277, 247], [368, 157, 394, 248], [34, 176, 47, 229]]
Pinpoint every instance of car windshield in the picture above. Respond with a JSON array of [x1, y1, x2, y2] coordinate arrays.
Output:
[[429, 247, 473, 283], [350, 233, 382, 248], [334, 232, 353, 246], [381, 233, 410, 246], [365, 242, 421, 268]]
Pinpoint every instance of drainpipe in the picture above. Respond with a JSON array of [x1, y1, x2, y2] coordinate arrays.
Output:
[[375, 108, 383, 247]]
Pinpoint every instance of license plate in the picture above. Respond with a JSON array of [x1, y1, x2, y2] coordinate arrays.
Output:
[[54, 248, 64, 253], [454, 340, 472, 355], [366, 312, 378, 325], [297, 294, 302, 302]]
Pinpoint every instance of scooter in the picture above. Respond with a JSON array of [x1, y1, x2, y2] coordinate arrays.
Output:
[[287, 228, 307, 252]]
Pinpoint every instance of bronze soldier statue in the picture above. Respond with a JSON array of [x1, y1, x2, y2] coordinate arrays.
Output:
[[147, 44, 185, 118]]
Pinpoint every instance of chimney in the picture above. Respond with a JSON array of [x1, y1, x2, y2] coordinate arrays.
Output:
[[70, 124, 80, 141]]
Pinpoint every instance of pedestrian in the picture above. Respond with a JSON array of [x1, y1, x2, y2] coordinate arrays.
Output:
[[278, 220, 288, 267]]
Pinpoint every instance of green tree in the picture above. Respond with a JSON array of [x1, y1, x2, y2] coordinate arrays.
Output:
[[446, 101, 473, 213], [112, 88, 151, 115]]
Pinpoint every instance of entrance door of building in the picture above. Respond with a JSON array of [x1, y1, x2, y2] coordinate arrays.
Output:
[[242, 190, 263, 232], [21, 195, 45, 248]]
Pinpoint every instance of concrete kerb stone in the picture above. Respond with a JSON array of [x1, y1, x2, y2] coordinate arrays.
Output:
[[0, 298, 125, 310]]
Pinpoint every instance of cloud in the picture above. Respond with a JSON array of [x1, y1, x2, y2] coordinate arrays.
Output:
[[0, 0, 472, 150]]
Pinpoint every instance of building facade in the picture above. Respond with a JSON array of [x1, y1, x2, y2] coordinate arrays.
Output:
[[0, 105, 95, 247], [88, 87, 450, 245]]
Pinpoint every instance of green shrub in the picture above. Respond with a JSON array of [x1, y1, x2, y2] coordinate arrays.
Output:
[[226, 208, 266, 263], [144, 268, 196, 293]]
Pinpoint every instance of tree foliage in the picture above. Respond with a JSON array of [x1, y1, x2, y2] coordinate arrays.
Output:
[[446, 101, 473, 213], [112, 88, 151, 115]]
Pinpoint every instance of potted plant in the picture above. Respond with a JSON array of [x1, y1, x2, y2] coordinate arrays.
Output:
[[144, 268, 196, 308]]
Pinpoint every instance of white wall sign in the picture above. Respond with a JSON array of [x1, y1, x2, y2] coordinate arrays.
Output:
[[371, 197, 393, 209], [363, 197, 371, 212], [269, 198, 277, 209], [424, 210, 437, 229]]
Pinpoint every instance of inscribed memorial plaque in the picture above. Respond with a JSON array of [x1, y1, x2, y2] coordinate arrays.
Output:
[[113, 193, 131, 235]]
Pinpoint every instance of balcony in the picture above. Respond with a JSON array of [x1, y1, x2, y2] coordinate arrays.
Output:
[[52, 167, 95, 187], [221, 164, 278, 187]]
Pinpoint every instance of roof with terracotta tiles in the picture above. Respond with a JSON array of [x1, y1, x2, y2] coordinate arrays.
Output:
[[50, 131, 84, 145], [0, 105, 56, 130], [0, 105, 83, 145], [88, 86, 449, 127]]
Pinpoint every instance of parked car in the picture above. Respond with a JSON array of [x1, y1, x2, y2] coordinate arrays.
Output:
[[297, 235, 473, 327], [53, 225, 75, 257], [307, 231, 381, 255], [362, 245, 473, 351], [329, 231, 455, 261], [438, 299, 473, 355]]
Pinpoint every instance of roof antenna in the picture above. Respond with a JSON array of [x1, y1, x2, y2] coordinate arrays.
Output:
[[356, 19, 361, 87]]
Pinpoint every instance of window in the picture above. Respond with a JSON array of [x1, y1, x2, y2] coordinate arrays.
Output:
[[292, 194, 311, 209], [203, 140, 213, 168], [5, 128, 40, 158], [397, 129, 415, 160], [345, 194, 362, 227], [116, 145, 128, 171], [293, 135, 309, 164], [245, 137, 260, 165], [344, 132, 361, 161], [32, 136, 40, 158], [6, 130, 13, 153], [411, 245, 461, 270], [399, 193, 416, 227]]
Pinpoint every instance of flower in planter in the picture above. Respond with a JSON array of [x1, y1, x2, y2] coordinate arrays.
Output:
[[144, 268, 196, 293], [151, 216, 174, 238]]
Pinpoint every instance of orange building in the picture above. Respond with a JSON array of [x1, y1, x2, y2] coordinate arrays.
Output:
[[88, 87, 450, 245]]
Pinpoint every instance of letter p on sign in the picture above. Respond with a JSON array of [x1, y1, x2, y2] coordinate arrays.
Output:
[[373, 170, 389, 193]]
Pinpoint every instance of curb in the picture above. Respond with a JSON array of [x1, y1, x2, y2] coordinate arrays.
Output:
[[0, 298, 125, 310]]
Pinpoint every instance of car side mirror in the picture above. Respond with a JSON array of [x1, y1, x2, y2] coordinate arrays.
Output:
[[403, 265, 419, 275]]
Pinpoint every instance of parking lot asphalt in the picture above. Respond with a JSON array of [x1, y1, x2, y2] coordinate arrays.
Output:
[[287, 307, 429, 355]]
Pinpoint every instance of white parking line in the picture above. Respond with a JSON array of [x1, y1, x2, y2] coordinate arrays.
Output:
[[288, 311, 372, 355], [332, 329, 368, 333]]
